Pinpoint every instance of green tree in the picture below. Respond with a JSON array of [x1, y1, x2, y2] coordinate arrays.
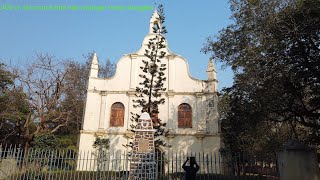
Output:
[[0, 53, 116, 149], [93, 137, 110, 171], [0, 63, 13, 90], [31, 134, 61, 149], [0, 63, 29, 145], [219, 88, 292, 156], [131, 5, 168, 148], [203, 0, 320, 153]]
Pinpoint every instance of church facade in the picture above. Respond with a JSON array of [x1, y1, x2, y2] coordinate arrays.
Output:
[[78, 11, 220, 156]]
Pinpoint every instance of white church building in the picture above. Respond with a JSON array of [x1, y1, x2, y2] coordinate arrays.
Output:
[[78, 11, 220, 156]]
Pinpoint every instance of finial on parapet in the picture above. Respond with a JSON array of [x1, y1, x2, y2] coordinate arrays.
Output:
[[90, 52, 99, 78], [207, 58, 216, 81], [149, 10, 161, 34]]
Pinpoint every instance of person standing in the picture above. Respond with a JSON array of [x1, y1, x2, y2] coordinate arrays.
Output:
[[182, 157, 200, 180]]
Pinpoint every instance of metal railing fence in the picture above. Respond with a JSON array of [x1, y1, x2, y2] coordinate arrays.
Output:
[[0, 144, 279, 180]]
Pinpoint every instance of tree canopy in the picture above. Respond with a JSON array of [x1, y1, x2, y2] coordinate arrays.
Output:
[[0, 63, 29, 145], [0, 53, 116, 149], [203, 0, 320, 154]]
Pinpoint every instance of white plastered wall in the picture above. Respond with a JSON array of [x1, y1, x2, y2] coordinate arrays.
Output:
[[78, 19, 220, 157]]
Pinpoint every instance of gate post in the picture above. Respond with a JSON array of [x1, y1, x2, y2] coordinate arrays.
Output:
[[277, 140, 319, 180], [129, 112, 156, 179]]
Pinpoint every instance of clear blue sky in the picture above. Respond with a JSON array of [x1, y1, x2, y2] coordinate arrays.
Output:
[[0, 0, 234, 90]]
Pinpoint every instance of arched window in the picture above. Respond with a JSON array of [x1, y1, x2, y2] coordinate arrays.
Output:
[[178, 103, 192, 128], [110, 102, 124, 127]]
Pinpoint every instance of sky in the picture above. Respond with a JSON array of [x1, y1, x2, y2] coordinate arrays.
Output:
[[0, 0, 234, 90]]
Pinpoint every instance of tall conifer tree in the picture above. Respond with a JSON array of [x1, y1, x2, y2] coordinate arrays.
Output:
[[131, 4, 169, 148]]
